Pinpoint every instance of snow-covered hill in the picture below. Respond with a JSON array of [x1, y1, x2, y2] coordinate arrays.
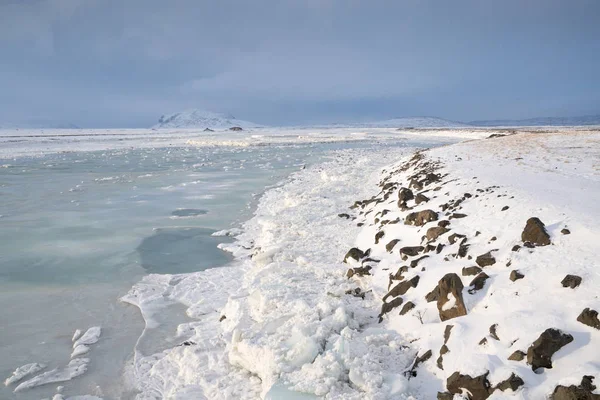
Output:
[[314, 117, 469, 129], [152, 110, 262, 130], [470, 114, 600, 127]]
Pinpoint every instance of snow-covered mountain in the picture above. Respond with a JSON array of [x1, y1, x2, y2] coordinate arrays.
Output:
[[470, 114, 600, 127], [152, 110, 262, 130]]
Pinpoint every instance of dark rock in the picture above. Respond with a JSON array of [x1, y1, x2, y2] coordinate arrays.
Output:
[[501, 206, 509, 211], [446, 371, 492, 400], [444, 324, 454, 343], [449, 213, 468, 219], [423, 244, 437, 253], [179, 340, 197, 346], [415, 193, 430, 205], [410, 179, 424, 191], [436, 243, 445, 254], [346, 266, 372, 278], [410, 255, 429, 268], [551, 376, 600, 400], [511, 244, 521, 252], [521, 217, 551, 246], [508, 350, 526, 361], [464, 193, 472, 198], [561, 228, 571, 235], [489, 324, 500, 341], [495, 373, 524, 392], [219, 316, 226, 322], [386, 239, 400, 253], [405, 210, 438, 226], [437, 392, 454, 400], [425, 286, 440, 302], [345, 287, 366, 299], [438, 220, 451, 228], [476, 252, 496, 267], [457, 243, 470, 258], [400, 246, 425, 259], [527, 328, 574, 370], [448, 233, 466, 245], [510, 270, 524, 281], [437, 273, 467, 321], [413, 349, 433, 369], [400, 301, 416, 315], [462, 266, 482, 276], [375, 231, 385, 244], [398, 187, 414, 203], [561, 274, 582, 289], [468, 272, 490, 294], [378, 297, 404, 322], [338, 213, 351, 219], [577, 308, 600, 330], [343, 247, 366, 263], [437, 344, 449, 369], [384, 276, 420, 301], [479, 337, 488, 346], [229, 126, 243, 131], [426, 226, 450, 241]]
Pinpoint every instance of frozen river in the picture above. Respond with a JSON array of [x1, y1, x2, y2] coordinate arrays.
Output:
[[0, 133, 456, 399]]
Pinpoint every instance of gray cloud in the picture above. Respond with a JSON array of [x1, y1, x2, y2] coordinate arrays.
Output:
[[1, 0, 599, 127]]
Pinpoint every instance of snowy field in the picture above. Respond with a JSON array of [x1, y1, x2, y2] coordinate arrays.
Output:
[[2, 127, 599, 399]]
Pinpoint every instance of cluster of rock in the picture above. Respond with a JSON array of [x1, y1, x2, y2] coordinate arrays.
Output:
[[340, 150, 598, 399]]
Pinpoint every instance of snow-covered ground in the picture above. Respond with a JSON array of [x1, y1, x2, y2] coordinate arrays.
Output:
[[121, 127, 600, 399]]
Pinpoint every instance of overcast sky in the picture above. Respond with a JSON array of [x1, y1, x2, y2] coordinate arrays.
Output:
[[1, 0, 599, 127]]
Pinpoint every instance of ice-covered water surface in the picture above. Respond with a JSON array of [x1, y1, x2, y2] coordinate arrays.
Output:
[[0, 138, 456, 399]]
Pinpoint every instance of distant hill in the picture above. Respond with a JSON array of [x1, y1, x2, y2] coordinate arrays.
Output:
[[0, 120, 80, 129], [470, 114, 600, 127], [152, 110, 262, 130], [312, 116, 469, 129]]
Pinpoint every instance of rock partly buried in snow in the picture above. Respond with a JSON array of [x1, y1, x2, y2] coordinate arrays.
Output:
[[346, 266, 372, 278], [400, 301, 416, 315], [426, 286, 440, 303], [510, 270, 525, 281], [385, 239, 400, 252], [398, 187, 414, 203], [415, 193, 430, 204], [374, 230, 385, 244], [521, 217, 551, 246], [577, 308, 600, 330], [378, 297, 404, 322], [444, 371, 492, 400], [229, 126, 243, 131], [527, 328, 574, 370], [384, 276, 420, 300], [508, 350, 526, 361], [561, 274, 582, 289], [561, 228, 571, 235], [495, 373, 524, 392], [462, 266, 482, 276], [468, 272, 490, 294], [405, 210, 438, 226], [343, 247, 367, 263], [551, 375, 600, 400], [400, 246, 424, 259], [437, 273, 467, 321], [426, 226, 450, 241], [476, 252, 496, 267]]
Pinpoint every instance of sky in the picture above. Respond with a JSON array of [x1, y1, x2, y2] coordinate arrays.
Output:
[[1, 0, 599, 128]]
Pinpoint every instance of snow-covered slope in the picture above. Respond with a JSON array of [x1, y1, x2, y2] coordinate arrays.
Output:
[[470, 114, 600, 127], [152, 109, 262, 130]]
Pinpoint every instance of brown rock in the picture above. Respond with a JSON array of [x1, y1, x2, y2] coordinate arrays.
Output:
[[399, 301, 416, 315], [561, 274, 582, 289], [476, 252, 496, 267], [438, 220, 451, 228], [577, 308, 600, 330], [437, 273, 467, 321], [495, 373, 524, 392], [378, 297, 404, 322], [448, 233, 466, 245], [346, 266, 372, 278], [398, 187, 414, 202], [426, 286, 440, 303], [400, 246, 424, 259], [415, 193, 430, 205], [385, 239, 400, 252], [427, 226, 450, 241], [527, 328, 574, 370], [510, 270, 524, 281], [489, 324, 500, 341], [384, 276, 420, 301], [468, 272, 490, 294], [374, 231, 385, 244], [508, 350, 526, 361], [521, 217, 551, 246], [551, 376, 600, 400], [446, 371, 492, 400], [344, 247, 367, 263], [462, 266, 482, 276], [410, 255, 429, 268], [449, 213, 468, 219], [561, 228, 571, 235], [405, 209, 438, 226]]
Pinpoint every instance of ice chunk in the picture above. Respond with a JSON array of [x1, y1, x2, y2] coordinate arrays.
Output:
[[72, 329, 82, 342], [73, 326, 101, 348], [71, 344, 90, 358], [4, 363, 46, 386], [14, 358, 89, 392]]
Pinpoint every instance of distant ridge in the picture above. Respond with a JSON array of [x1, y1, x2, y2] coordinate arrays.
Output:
[[311, 116, 469, 129], [0, 120, 80, 129], [470, 114, 600, 127], [152, 109, 262, 130]]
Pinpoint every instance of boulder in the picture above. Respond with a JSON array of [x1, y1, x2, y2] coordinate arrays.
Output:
[[521, 217, 551, 246], [437, 273, 467, 321], [489, 324, 500, 341], [577, 308, 600, 330], [527, 328, 574, 370], [476, 252, 496, 267], [398, 187, 414, 202], [427, 226, 450, 241], [448, 233, 466, 245], [338, 213, 351, 219], [561, 274, 582, 289], [378, 297, 404, 322], [551, 376, 600, 400], [446, 371, 492, 400], [405, 210, 438, 226], [374, 231, 385, 244], [438, 220, 451, 228], [384, 276, 420, 301], [561, 228, 571, 235], [508, 350, 526, 361], [426, 286, 440, 303], [346, 266, 372, 278], [386, 239, 400, 253], [415, 193, 430, 205], [462, 266, 482, 276], [410, 255, 429, 268], [495, 373, 524, 392], [343, 247, 367, 263], [468, 272, 490, 294], [400, 301, 416, 315], [510, 270, 524, 281], [400, 246, 424, 259]]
